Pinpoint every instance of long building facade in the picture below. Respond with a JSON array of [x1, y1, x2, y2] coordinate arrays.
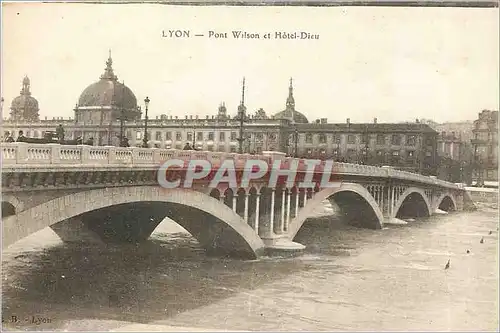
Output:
[[2, 54, 440, 176]]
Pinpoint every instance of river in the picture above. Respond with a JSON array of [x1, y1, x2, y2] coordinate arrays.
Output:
[[2, 201, 498, 331]]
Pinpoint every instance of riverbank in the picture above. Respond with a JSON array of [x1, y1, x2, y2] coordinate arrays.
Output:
[[466, 187, 498, 208]]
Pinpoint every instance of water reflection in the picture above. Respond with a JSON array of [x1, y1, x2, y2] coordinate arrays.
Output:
[[2, 204, 498, 331]]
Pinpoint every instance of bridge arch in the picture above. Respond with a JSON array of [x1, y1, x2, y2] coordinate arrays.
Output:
[[392, 187, 432, 219], [433, 192, 457, 212], [1, 194, 23, 218], [287, 183, 384, 240], [2, 186, 265, 259]]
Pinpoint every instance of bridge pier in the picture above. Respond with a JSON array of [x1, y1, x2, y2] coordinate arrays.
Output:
[[258, 187, 305, 256]]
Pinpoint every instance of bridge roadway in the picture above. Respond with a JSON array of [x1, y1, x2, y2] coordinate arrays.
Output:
[[1, 143, 476, 259]]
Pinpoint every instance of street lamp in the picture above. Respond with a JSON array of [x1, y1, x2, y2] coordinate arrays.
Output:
[[192, 124, 196, 147], [142, 96, 150, 148], [236, 77, 246, 154], [294, 126, 298, 158]]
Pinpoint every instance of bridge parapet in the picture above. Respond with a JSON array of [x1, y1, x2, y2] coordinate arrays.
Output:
[[1, 143, 461, 190]]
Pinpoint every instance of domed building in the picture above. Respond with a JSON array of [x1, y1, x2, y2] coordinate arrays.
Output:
[[74, 52, 141, 126], [10, 76, 40, 122], [274, 78, 309, 124]]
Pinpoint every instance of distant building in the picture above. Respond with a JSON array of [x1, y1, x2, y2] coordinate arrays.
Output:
[[1, 54, 440, 177], [471, 110, 498, 186]]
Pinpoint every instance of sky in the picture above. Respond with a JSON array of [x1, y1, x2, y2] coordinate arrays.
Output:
[[1, 3, 499, 123]]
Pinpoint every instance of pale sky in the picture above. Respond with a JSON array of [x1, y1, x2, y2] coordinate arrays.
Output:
[[2, 3, 499, 123]]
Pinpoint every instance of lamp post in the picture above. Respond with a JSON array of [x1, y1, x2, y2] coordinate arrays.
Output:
[[236, 77, 246, 154], [363, 125, 369, 165], [142, 96, 150, 148], [294, 125, 299, 158], [192, 123, 196, 148], [119, 82, 126, 146]]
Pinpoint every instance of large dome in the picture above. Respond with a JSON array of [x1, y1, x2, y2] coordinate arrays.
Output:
[[77, 54, 138, 109]]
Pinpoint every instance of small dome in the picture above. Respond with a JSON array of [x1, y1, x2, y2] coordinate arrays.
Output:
[[273, 78, 309, 123], [274, 109, 309, 124], [11, 94, 39, 111], [10, 76, 40, 122], [77, 53, 138, 110]]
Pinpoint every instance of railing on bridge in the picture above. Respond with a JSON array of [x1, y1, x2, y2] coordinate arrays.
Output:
[[1, 143, 463, 190]]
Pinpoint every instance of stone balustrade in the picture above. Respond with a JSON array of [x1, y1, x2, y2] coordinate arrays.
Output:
[[1, 143, 462, 190]]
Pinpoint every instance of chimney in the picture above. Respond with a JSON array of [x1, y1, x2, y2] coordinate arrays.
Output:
[[169, 115, 173, 119], [156, 115, 159, 119], [415, 118, 419, 123], [190, 115, 193, 119], [195, 115, 199, 119], [346, 118, 350, 125], [175, 116, 178, 119], [373, 118, 377, 124], [185, 115, 188, 119], [206, 115, 209, 119]]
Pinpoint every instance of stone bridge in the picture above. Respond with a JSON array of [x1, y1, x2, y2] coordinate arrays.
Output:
[[1, 143, 475, 259]]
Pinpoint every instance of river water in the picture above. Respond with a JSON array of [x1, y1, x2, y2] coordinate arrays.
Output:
[[2, 201, 498, 331]]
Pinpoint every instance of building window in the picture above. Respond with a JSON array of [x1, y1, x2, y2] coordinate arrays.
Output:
[[175, 143, 182, 149], [361, 134, 368, 144], [269, 133, 277, 141], [219, 132, 225, 141], [407, 135, 416, 146], [407, 151, 415, 157], [391, 135, 401, 145], [392, 150, 399, 156], [207, 145, 214, 151], [155, 131, 162, 141], [376, 135, 385, 145], [347, 135, 355, 144], [306, 134, 313, 143], [333, 149, 339, 155], [218, 145, 225, 152], [256, 133, 264, 141], [208, 132, 214, 140], [197, 132, 203, 141], [230, 132, 237, 140], [175, 132, 181, 141], [319, 134, 326, 144], [230, 146, 237, 153], [136, 132, 142, 140], [187, 132, 193, 141], [332, 134, 340, 143]]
